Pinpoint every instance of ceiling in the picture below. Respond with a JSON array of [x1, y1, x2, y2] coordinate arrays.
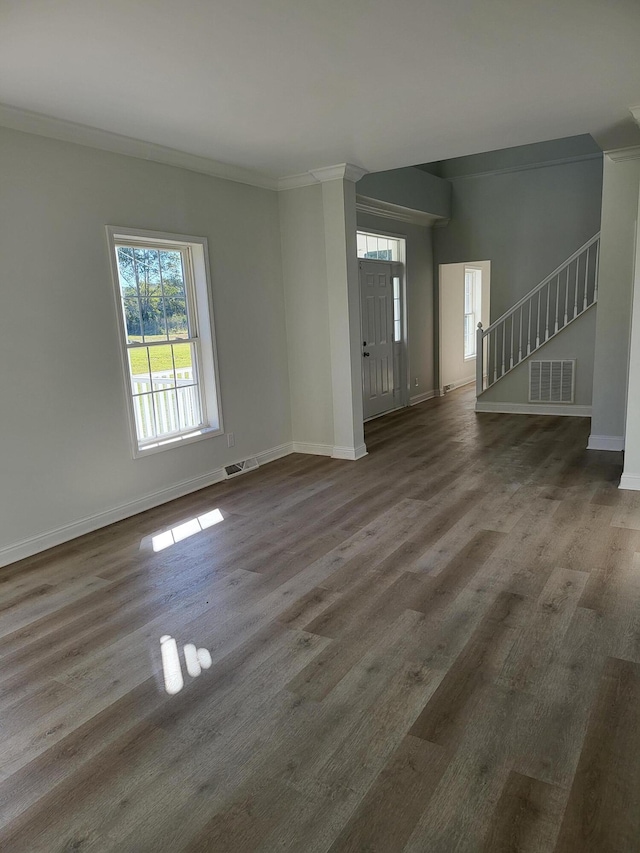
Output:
[[1, 0, 640, 180]]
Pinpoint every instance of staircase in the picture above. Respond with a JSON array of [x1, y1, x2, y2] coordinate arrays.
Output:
[[476, 233, 600, 396]]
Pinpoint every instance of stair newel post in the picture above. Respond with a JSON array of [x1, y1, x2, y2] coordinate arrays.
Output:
[[554, 275, 559, 334], [476, 323, 484, 395], [493, 328, 497, 384]]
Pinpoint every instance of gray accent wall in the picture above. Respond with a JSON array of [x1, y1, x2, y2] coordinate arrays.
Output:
[[433, 155, 603, 319], [357, 167, 451, 220], [478, 306, 597, 408]]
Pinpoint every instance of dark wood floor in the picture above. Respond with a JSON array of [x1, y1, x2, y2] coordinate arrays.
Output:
[[1, 387, 640, 852]]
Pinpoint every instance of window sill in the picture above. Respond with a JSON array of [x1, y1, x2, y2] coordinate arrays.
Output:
[[134, 425, 223, 458]]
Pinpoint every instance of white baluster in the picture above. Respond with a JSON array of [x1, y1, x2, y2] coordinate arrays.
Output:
[[545, 283, 550, 340], [594, 238, 599, 302], [564, 265, 570, 326], [518, 306, 523, 363], [536, 292, 541, 348], [554, 275, 559, 333], [574, 256, 579, 319], [501, 325, 505, 376], [510, 315, 514, 369], [493, 329, 497, 383], [583, 245, 589, 310]]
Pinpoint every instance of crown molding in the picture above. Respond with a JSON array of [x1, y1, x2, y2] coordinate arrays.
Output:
[[443, 152, 602, 181], [356, 195, 443, 227], [0, 102, 279, 190], [277, 172, 321, 190], [606, 145, 640, 162], [309, 163, 368, 183]]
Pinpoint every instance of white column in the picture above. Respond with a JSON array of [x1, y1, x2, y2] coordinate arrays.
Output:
[[312, 164, 368, 460], [620, 184, 640, 490]]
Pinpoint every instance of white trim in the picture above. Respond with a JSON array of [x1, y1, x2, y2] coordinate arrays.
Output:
[[409, 390, 439, 406], [619, 473, 640, 491], [587, 434, 625, 452], [277, 172, 321, 191], [0, 102, 278, 190], [606, 146, 640, 163], [441, 376, 476, 394], [475, 401, 592, 417], [310, 163, 368, 183], [332, 444, 368, 460], [256, 442, 295, 464], [356, 195, 442, 227], [0, 467, 226, 569], [105, 226, 224, 458], [292, 441, 334, 456], [444, 152, 602, 181]]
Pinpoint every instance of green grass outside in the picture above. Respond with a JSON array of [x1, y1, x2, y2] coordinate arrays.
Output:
[[128, 337, 192, 375]]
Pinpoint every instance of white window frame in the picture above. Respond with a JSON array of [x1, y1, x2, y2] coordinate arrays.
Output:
[[106, 226, 224, 458], [464, 267, 482, 360]]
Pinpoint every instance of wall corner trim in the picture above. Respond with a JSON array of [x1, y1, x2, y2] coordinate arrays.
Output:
[[291, 441, 334, 456], [332, 444, 368, 460], [587, 434, 625, 451], [620, 473, 640, 491]]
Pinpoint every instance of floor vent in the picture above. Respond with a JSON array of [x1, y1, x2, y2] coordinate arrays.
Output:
[[529, 360, 575, 403], [224, 457, 259, 479]]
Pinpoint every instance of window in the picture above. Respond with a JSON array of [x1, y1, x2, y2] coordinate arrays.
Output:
[[392, 276, 402, 343], [464, 267, 482, 359], [106, 227, 223, 456], [357, 231, 401, 261]]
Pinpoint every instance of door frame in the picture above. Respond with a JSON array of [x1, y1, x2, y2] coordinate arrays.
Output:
[[357, 236, 409, 420]]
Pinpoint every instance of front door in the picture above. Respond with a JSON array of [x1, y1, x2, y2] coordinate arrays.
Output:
[[360, 260, 396, 419]]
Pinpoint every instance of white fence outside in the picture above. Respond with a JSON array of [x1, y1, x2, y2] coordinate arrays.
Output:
[[132, 369, 201, 441]]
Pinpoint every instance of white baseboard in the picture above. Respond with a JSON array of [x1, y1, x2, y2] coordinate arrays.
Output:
[[620, 473, 640, 491], [256, 442, 295, 464], [475, 401, 592, 417], [332, 443, 368, 461], [292, 441, 334, 456], [587, 434, 625, 452], [440, 376, 475, 395], [0, 441, 298, 570], [409, 389, 438, 406], [0, 466, 228, 569]]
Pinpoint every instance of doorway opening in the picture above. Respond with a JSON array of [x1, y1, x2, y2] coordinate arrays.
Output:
[[439, 260, 491, 394], [357, 230, 408, 421]]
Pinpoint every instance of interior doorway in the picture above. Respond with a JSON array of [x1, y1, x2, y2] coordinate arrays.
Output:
[[439, 260, 491, 394]]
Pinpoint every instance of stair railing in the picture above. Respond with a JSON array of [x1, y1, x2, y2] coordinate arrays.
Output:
[[476, 233, 600, 395]]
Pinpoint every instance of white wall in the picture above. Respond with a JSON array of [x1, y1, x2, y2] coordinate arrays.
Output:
[[279, 184, 334, 449], [0, 126, 292, 564], [439, 261, 490, 392], [357, 213, 436, 400], [590, 152, 640, 449], [621, 196, 640, 489]]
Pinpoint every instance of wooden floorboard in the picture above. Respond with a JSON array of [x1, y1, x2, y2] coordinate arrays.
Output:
[[1, 386, 638, 851]]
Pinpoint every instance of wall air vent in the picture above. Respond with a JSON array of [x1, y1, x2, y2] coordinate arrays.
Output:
[[224, 457, 259, 479], [529, 360, 575, 404]]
